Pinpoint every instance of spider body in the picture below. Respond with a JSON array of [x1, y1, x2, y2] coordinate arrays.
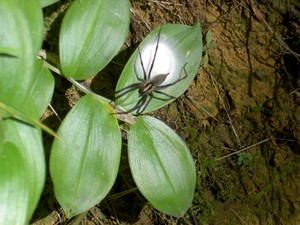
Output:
[[115, 27, 187, 114], [139, 73, 169, 96]]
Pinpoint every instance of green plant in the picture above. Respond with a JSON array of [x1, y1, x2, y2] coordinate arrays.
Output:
[[0, 0, 203, 223], [202, 29, 214, 68], [237, 153, 253, 166]]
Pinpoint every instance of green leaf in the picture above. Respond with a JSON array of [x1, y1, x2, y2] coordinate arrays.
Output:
[[0, 0, 43, 110], [59, 0, 130, 79], [0, 142, 29, 225], [205, 30, 213, 45], [128, 116, 196, 217], [1, 118, 45, 223], [203, 52, 209, 68], [115, 23, 203, 114], [0, 101, 59, 139], [29, 59, 55, 117], [50, 94, 122, 217], [39, 0, 59, 8]]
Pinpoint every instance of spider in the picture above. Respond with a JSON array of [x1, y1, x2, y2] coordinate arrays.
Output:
[[115, 27, 188, 114]]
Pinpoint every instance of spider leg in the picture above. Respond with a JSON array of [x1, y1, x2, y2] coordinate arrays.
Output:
[[134, 48, 145, 82], [156, 62, 188, 89], [152, 90, 176, 100], [115, 82, 141, 100], [137, 94, 153, 114], [138, 88, 172, 114], [136, 47, 148, 81], [147, 26, 162, 80], [116, 95, 148, 114]]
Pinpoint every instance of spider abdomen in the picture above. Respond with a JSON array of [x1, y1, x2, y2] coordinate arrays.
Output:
[[151, 73, 170, 86]]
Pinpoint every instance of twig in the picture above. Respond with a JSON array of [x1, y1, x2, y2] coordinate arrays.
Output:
[[189, 207, 198, 225], [216, 138, 269, 161], [290, 88, 300, 96], [147, 0, 183, 6], [185, 96, 219, 122], [105, 187, 138, 201], [239, 1, 300, 61], [48, 103, 61, 122], [208, 72, 241, 146], [268, 24, 300, 61], [230, 207, 248, 225]]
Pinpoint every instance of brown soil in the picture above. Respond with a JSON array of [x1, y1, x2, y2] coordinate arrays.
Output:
[[33, 0, 300, 224]]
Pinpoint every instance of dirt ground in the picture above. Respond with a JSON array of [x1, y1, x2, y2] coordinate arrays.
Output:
[[33, 0, 300, 224]]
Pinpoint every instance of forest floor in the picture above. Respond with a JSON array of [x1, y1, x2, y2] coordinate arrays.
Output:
[[33, 0, 300, 224]]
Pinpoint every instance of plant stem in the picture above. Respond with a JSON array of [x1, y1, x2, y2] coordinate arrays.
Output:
[[216, 139, 269, 161], [38, 49, 135, 124]]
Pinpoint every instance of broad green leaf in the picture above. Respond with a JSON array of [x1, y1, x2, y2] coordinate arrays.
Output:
[[29, 59, 55, 117], [1, 118, 45, 223], [50, 94, 121, 217], [128, 116, 196, 217], [39, 0, 59, 8], [115, 23, 203, 114], [0, 142, 30, 225], [59, 0, 130, 79], [0, 0, 43, 110]]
